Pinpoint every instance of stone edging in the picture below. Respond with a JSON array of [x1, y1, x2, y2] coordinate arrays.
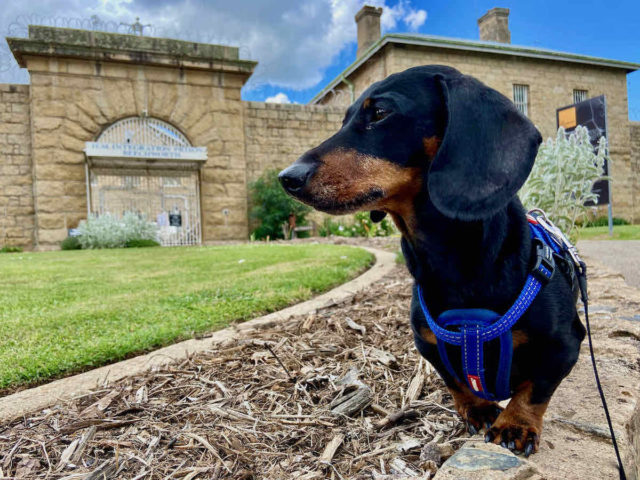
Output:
[[0, 246, 396, 424]]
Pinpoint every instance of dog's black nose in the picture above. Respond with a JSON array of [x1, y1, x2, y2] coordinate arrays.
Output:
[[278, 164, 313, 193]]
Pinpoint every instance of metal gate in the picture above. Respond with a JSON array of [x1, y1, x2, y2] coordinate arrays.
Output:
[[89, 169, 201, 247], [85, 117, 207, 247]]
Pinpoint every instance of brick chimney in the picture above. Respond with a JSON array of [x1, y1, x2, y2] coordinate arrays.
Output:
[[477, 7, 511, 43], [355, 5, 382, 58]]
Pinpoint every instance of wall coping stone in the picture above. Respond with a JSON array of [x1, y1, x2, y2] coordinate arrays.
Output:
[[7, 25, 257, 76]]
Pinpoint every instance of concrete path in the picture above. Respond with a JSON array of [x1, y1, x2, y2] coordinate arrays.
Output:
[[578, 240, 640, 288]]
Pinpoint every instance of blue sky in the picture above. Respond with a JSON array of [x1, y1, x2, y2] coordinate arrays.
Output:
[[0, 0, 638, 120], [244, 0, 640, 121]]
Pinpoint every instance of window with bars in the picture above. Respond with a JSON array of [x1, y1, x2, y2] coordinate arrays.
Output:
[[573, 89, 588, 104], [513, 84, 529, 117]]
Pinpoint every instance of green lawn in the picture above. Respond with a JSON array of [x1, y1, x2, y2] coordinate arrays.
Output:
[[0, 244, 373, 389], [577, 225, 640, 241]]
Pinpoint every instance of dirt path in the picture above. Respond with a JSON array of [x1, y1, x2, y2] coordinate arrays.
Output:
[[0, 237, 638, 479]]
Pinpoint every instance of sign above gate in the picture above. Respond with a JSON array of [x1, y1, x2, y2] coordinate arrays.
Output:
[[85, 142, 207, 161]]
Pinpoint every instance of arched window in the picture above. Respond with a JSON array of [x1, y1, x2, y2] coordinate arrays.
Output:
[[96, 116, 191, 147]]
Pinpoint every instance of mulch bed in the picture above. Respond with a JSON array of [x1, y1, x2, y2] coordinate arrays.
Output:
[[0, 263, 466, 479]]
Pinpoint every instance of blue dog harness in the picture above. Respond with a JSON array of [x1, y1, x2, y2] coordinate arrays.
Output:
[[414, 210, 578, 401]]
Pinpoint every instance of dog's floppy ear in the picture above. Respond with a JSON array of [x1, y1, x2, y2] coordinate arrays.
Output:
[[428, 74, 542, 220]]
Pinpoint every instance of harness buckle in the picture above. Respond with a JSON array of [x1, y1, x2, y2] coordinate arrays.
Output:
[[529, 208, 584, 269], [531, 239, 555, 284]]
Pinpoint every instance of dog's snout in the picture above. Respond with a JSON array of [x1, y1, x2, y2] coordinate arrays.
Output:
[[278, 163, 313, 193]]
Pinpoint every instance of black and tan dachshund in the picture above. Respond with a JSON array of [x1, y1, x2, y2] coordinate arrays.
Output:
[[279, 65, 585, 456]]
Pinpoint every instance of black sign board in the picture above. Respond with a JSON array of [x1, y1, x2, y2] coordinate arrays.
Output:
[[169, 213, 182, 227], [556, 95, 609, 205]]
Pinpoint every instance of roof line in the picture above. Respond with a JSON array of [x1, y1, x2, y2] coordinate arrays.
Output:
[[310, 33, 640, 104]]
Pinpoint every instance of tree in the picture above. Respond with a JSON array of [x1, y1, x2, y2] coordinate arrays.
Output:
[[249, 169, 312, 240]]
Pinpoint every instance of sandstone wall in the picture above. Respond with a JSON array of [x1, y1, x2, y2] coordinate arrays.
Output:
[[631, 121, 640, 222], [320, 45, 637, 222], [25, 57, 249, 249], [243, 101, 344, 183], [244, 102, 350, 233], [243, 101, 345, 232], [0, 84, 34, 249]]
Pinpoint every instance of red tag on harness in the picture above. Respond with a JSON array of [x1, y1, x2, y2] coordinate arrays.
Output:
[[467, 375, 483, 392]]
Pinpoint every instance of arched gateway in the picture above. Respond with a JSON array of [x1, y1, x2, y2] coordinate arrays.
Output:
[[84, 117, 207, 246]]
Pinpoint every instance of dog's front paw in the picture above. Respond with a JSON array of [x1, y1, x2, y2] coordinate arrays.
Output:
[[484, 412, 542, 457], [449, 384, 503, 435], [458, 402, 503, 435]]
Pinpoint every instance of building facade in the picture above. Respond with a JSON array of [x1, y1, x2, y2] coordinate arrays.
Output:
[[0, 8, 639, 250], [314, 7, 640, 224], [1, 26, 343, 250]]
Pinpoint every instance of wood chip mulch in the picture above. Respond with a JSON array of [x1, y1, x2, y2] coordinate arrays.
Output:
[[0, 264, 466, 479]]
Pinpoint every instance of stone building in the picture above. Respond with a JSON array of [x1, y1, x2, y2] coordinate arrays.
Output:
[[1, 26, 343, 250], [314, 6, 640, 224], [0, 7, 638, 250]]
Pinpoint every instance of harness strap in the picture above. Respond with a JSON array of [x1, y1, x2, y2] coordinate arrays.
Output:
[[415, 221, 556, 401]]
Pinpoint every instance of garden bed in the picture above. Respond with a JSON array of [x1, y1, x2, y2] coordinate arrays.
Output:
[[0, 264, 466, 479]]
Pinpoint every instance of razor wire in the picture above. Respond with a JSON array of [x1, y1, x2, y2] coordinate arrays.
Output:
[[0, 13, 256, 84]]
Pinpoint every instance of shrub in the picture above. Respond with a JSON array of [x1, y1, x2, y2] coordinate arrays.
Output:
[[0, 245, 22, 253], [519, 126, 608, 237], [77, 212, 159, 249], [125, 238, 161, 248], [352, 211, 396, 237], [319, 219, 355, 237], [61, 236, 82, 250], [249, 169, 312, 240], [319, 212, 396, 238]]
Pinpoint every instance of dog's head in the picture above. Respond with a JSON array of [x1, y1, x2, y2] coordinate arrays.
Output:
[[279, 65, 541, 226]]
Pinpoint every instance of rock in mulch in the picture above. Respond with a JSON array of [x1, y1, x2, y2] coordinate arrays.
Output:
[[434, 441, 545, 480]]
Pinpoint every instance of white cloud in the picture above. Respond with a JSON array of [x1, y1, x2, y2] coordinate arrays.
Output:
[[404, 9, 427, 30], [265, 92, 292, 104], [0, 0, 428, 90], [378, 0, 426, 31]]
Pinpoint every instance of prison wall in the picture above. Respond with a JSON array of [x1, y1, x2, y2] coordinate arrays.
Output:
[[24, 59, 251, 249], [242, 101, 346, 231], [243, 101, 344, 183], [631, 121, 640, 222], [0, 84, 34, 249]]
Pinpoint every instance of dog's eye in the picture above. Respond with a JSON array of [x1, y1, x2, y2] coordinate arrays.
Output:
[[372, 107, 389, 122]]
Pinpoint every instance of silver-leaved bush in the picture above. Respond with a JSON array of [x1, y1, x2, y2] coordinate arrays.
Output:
[[77, 212, 159, 249], [519, 126, 608, 236]]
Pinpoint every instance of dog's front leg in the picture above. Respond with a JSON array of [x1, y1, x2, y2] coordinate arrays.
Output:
[[448, 380, 504, 435], [413, 324, 503, 434], [485, 380, 548, 456]]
